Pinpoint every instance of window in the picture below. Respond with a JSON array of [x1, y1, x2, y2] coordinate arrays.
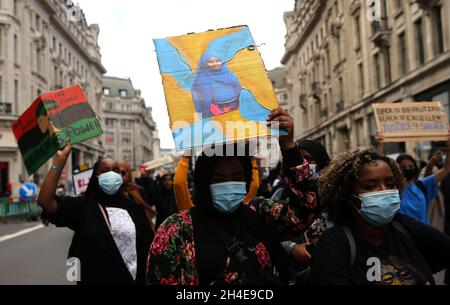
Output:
[[356, 119, 364, 147], [326, 48, 331, 77], [106, 119, 115, 127], [415, 18, 425, 65], [52, 37, 56, 50], [354, 15, 361, 49], [0, 27, 3, 58], [374, 54, 381, 89], [358, 63, 365, 98], [434, 6, 444, 55], [119, 89, 128, 97], [339, 77, 344, 102], [398, 32, 408, 76], [13, 34, 18, 64], [103, 87, 111, 96], [36, 14, 40, 31], [13, 0, 17, 16], [122, 132, 132, 145], [14, 80, 18, 114], [384, 47, 392, 84]]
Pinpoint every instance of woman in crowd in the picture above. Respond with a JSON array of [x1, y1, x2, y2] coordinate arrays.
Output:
[[147, 107, 321, 285], [173, 154, 260, 211], [38, 144, 154, 285], [307, 149, 450, 285], [150, 174, 179, 230], [120, 162, 157, 232]]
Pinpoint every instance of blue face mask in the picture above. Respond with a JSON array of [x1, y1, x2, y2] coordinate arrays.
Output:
[[355, 189, 401, 227], [309, 164, 319, 178], [210, 182, 247, 214], [98, 171, 123, 195]]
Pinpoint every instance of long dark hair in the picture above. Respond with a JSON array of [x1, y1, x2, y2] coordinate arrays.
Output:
[[193, 145, 253, 216], [297, 140, 331, 172]]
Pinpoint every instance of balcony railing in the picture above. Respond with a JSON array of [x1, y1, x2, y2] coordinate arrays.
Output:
[[370, 17, 391, 48]]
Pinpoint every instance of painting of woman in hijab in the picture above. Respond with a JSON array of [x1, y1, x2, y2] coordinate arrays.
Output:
[[192, 52, 242, 118]]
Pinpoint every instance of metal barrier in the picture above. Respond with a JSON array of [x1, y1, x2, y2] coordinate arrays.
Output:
[[0, 198, 42, 220]]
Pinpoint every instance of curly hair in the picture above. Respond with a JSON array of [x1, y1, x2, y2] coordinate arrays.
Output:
[[318, 149, 405, 226]]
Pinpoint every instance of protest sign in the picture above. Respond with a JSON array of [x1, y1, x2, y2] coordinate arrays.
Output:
[[154, 25, 285, 150], [372, 102, 449, 142], [143, 157, 174, 171], [11, 85, 103, 175], [73, 168, 93, 196]]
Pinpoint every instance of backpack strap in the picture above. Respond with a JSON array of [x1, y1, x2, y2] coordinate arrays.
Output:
[[414, 180, 428, 200], [341, 226, 357, 270]]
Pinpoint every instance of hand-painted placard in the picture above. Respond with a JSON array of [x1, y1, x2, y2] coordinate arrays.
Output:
[[12, 85, 103, 175], [154, 25, 285, 150], [73, 168, 93, 196], [372, 102, 449, 142]]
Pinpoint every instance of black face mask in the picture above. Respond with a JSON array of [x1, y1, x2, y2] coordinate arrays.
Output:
[[403, 169, 418, 182]]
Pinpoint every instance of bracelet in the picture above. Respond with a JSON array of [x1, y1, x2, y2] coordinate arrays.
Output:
[[51, 165, 63, 175]]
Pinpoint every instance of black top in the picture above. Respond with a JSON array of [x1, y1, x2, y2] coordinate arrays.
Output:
[[151, 188, 179, 230], [307, 215, 450, 285], [43, 196, 154, 285]]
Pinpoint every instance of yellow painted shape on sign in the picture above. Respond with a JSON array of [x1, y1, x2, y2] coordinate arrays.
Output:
[[228, 48, 278, 110], [211, 110, 272, 141], [168, 27, 243, 73], [163, 74, 197, 126]]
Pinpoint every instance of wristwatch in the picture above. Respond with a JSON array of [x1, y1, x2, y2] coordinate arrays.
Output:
[[51, 165, 63, 175]]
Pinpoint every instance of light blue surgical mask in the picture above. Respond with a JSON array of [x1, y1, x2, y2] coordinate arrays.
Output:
[[309, 164, 319, 178], [98, 171, 123, 195], [354, 189, 401, 227], [210, 182, 247, 214]]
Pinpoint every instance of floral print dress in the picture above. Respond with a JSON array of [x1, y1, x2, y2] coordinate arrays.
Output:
[[147, 159, 320, 285]]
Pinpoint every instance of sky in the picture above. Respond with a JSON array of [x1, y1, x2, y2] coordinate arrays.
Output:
[[76, 0, 295, 149]]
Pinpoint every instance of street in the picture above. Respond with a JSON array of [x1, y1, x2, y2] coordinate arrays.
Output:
[[0, 222, 74, 285]]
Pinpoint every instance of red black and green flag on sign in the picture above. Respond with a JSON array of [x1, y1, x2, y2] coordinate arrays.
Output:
[[12, 84, 103, 175]]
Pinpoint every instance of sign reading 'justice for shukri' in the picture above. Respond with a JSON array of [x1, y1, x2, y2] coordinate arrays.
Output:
[[372, 102, 449, 142]]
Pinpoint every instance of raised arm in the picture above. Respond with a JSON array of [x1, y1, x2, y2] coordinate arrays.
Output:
[[248, 108, 320, 237], [37, 141, 72, 214], [173, 155, 194, 211]]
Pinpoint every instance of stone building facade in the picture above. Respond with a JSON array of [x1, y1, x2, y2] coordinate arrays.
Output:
[[0, 0, 106, 196], [282, 0, 450, 159], [102, 76, 160, 169]]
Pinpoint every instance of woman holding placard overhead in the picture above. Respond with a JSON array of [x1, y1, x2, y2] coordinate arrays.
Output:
[[147, 107, 322, 285]]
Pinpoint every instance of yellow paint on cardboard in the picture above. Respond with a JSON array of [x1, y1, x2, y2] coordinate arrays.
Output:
[[168, 27, 243, 72]]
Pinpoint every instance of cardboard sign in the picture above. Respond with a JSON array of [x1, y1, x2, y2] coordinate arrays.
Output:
[[372, 102, 449, 142], [73, 168, 93, 196], [11, 85, 103, 175], [154, 25, 285, 150], [143, 157, 174, 171]]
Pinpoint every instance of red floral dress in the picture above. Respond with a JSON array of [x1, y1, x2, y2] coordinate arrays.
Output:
[[147, 160, 319, 285]]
